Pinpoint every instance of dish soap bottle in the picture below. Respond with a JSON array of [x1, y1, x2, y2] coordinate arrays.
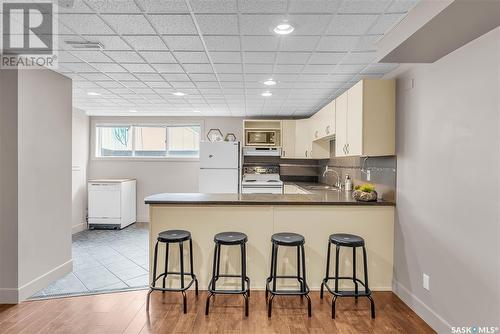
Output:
[[345, 174, 353, 191]]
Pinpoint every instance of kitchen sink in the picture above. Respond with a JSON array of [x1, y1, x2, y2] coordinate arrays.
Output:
[[303, 185, 341, 191]]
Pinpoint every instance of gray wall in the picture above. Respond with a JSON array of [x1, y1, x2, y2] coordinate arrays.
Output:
[[0, 70, 19, 303], [88, 116, 244, 221], [391, 27, 500, 331], [0, 69, 73, 303]]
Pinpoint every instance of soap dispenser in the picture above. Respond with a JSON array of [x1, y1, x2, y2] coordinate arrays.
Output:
[[344, 174, 353, 191]]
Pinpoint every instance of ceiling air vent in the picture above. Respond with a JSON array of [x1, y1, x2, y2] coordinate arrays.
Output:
[[65, 41, 104, 50]]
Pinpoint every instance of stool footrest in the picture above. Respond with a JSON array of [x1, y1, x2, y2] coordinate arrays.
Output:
[[322, 279, 371, 297], [208, 276, 250, 295], [150, 274, 197, 292]]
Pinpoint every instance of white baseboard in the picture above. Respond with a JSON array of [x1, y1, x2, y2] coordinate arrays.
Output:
[[72, 222, 87, 234], [17, 259, 73, 302], [0, 288, 19, 304], [393, 280, 451, 333]]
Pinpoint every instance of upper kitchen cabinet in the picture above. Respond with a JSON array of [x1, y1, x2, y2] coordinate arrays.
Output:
[[311, 100, 335, 141], [335, 79, 395, 157], [294, 119, 311, 159], [281, 120, 296, 159]]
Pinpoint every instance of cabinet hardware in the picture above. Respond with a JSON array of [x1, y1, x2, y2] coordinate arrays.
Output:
[[305, 150, 308, 157], [315, 130, 318, 138], [326, 125, 330, 134]]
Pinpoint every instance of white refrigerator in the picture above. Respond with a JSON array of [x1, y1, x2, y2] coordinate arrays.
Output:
[[199, 141, 241, 193]]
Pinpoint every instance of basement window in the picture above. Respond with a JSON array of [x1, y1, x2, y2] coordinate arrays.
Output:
[[96, 125, 200, 159]]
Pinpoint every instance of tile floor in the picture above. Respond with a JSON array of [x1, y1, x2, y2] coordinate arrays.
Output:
[[30, 222, 149, 299]]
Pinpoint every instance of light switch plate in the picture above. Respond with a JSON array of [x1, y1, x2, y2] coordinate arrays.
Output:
[[423, 273, 430, 290]]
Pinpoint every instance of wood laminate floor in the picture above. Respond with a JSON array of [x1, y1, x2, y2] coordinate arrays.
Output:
[[0, 290, 435, 333]]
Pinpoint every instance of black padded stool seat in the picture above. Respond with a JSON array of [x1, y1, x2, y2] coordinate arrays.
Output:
[[158, 230, 191, 242], [329, 233, 365, 247], [271, 232, 305, 246], [214, 231, 248, 245]]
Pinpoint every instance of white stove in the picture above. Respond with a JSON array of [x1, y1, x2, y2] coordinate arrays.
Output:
[[241, 166, 283, 194]]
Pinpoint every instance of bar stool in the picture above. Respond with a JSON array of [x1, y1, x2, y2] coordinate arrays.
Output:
[[266, 232, 311, 318], [320, 233, 375, 319], [205, 232, 250, 316], [146, 230, 198, 313]]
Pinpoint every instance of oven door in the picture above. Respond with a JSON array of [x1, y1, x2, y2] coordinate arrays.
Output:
[[241, 185, 283, 194]]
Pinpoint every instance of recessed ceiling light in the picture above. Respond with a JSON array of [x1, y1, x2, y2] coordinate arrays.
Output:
[[193, 110, 201, 113], [87, 92, 101, 96], [261, 91, 272, 97], [172, 92, 186, 96], [273, 23, 294, 35], [129, 109, 138, 113], [263, 79, 277, 86]]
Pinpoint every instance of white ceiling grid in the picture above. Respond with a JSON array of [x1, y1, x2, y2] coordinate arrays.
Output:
[[53, 0, 419, 116]]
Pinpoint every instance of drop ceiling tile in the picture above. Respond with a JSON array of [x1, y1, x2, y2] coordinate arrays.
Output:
[[80, 73, 113, 81], [58, 0, 93, 13], [338, 0, 391, 14], [204, 36, 240, 51], [140, 51, 176, 63], [308, 52, 346, 64], [317, 36, 359, 51], [191, 0, 237, 12], [327, 74, 355, 81], [105, 51, 144, 63], [162, 73, 191, 81], [183, 63, 214, 73], [386, 0, 418, 13], [134, 73, 164, 81], [136, 0, 188, 12], [123, 81, 147, 88], [70, 50, 113, 63], [174, 51, 209, 63], [190, 73, 217, 81], [96, 81, 124, 88], [102, 15, 155, 35], [342, 51, 376, 64], [163, 36, 204, 51], [298, 74, 328, 82], [245, 64, 274, 73], [84, 35, 132, 50], [326, 14, 378, 35], [273, 74, 299, 81], [368, 14, 405, 35], [280, 36, 320, 51], [243, 52, 276, 63], [196, 81, 220, 88], [59, 14, 114, 35], [288, 0, 340, 13], [238, 0, 287, 13], [107, 72, 137, 80], [148, 14, 197, 34], [287, 15, 333, 35], [302, 64, 336, 73], [333, 64, 366, 74], [353, 35, 382, 51], [152, 63, 184, 73], [274, 64, 304, 73], [58, 51, 82, 63], [218, 73, 243, 81], [61, 62, 99, 72], [171, 82, 196, 88], [214, 63, 243, 73], [122, 63, 155, 72], [240, 15, 282, 35], [145, 81, 172, 88], [242, 36, 279, 51], [196, 14, 239, 35], [276, 52, 310, 64], [122, 35, 167, 50], [86, 0, 140, 12], [210, 51, 241, 63], [92, 63, 127, 72]]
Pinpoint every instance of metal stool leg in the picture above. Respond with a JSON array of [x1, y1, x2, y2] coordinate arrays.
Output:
[[362, 246, 369, 293], [353, 246, 358, 301], [321, 241, 331, 300], [300, 244, 311, 317], [189, 238, 198, 296], [179, 241, 186, 313], [162, 243, 169, 291], [272, 244, 278, 293], [241, 242, 248, 317], [331, 295, 337, 319], [334, 245, 340, 293], [266, 243, 275, 300]]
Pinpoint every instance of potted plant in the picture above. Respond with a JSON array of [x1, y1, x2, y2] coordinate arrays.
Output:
[[352, 183, 378, 202]]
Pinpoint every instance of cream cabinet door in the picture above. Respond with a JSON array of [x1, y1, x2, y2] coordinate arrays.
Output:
[[281, 120, 296, 159], [347, 81, 363, 156], [311, 109, 322, 141], [323, 100, 335, 138], [335, 91, 348, 157], [295, 119, 311, 159]]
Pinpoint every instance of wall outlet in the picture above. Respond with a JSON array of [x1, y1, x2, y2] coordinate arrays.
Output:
[[423, 273, 430, 291]]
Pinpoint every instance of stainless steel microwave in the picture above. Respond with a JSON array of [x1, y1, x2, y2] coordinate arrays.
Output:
[[246, 130, 277, 146]]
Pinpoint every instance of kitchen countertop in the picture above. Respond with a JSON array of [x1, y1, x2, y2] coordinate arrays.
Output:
[[144, 182, 395, 206]]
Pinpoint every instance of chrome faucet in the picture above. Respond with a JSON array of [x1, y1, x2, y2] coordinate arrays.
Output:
[[323, 166, 342, 189]]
